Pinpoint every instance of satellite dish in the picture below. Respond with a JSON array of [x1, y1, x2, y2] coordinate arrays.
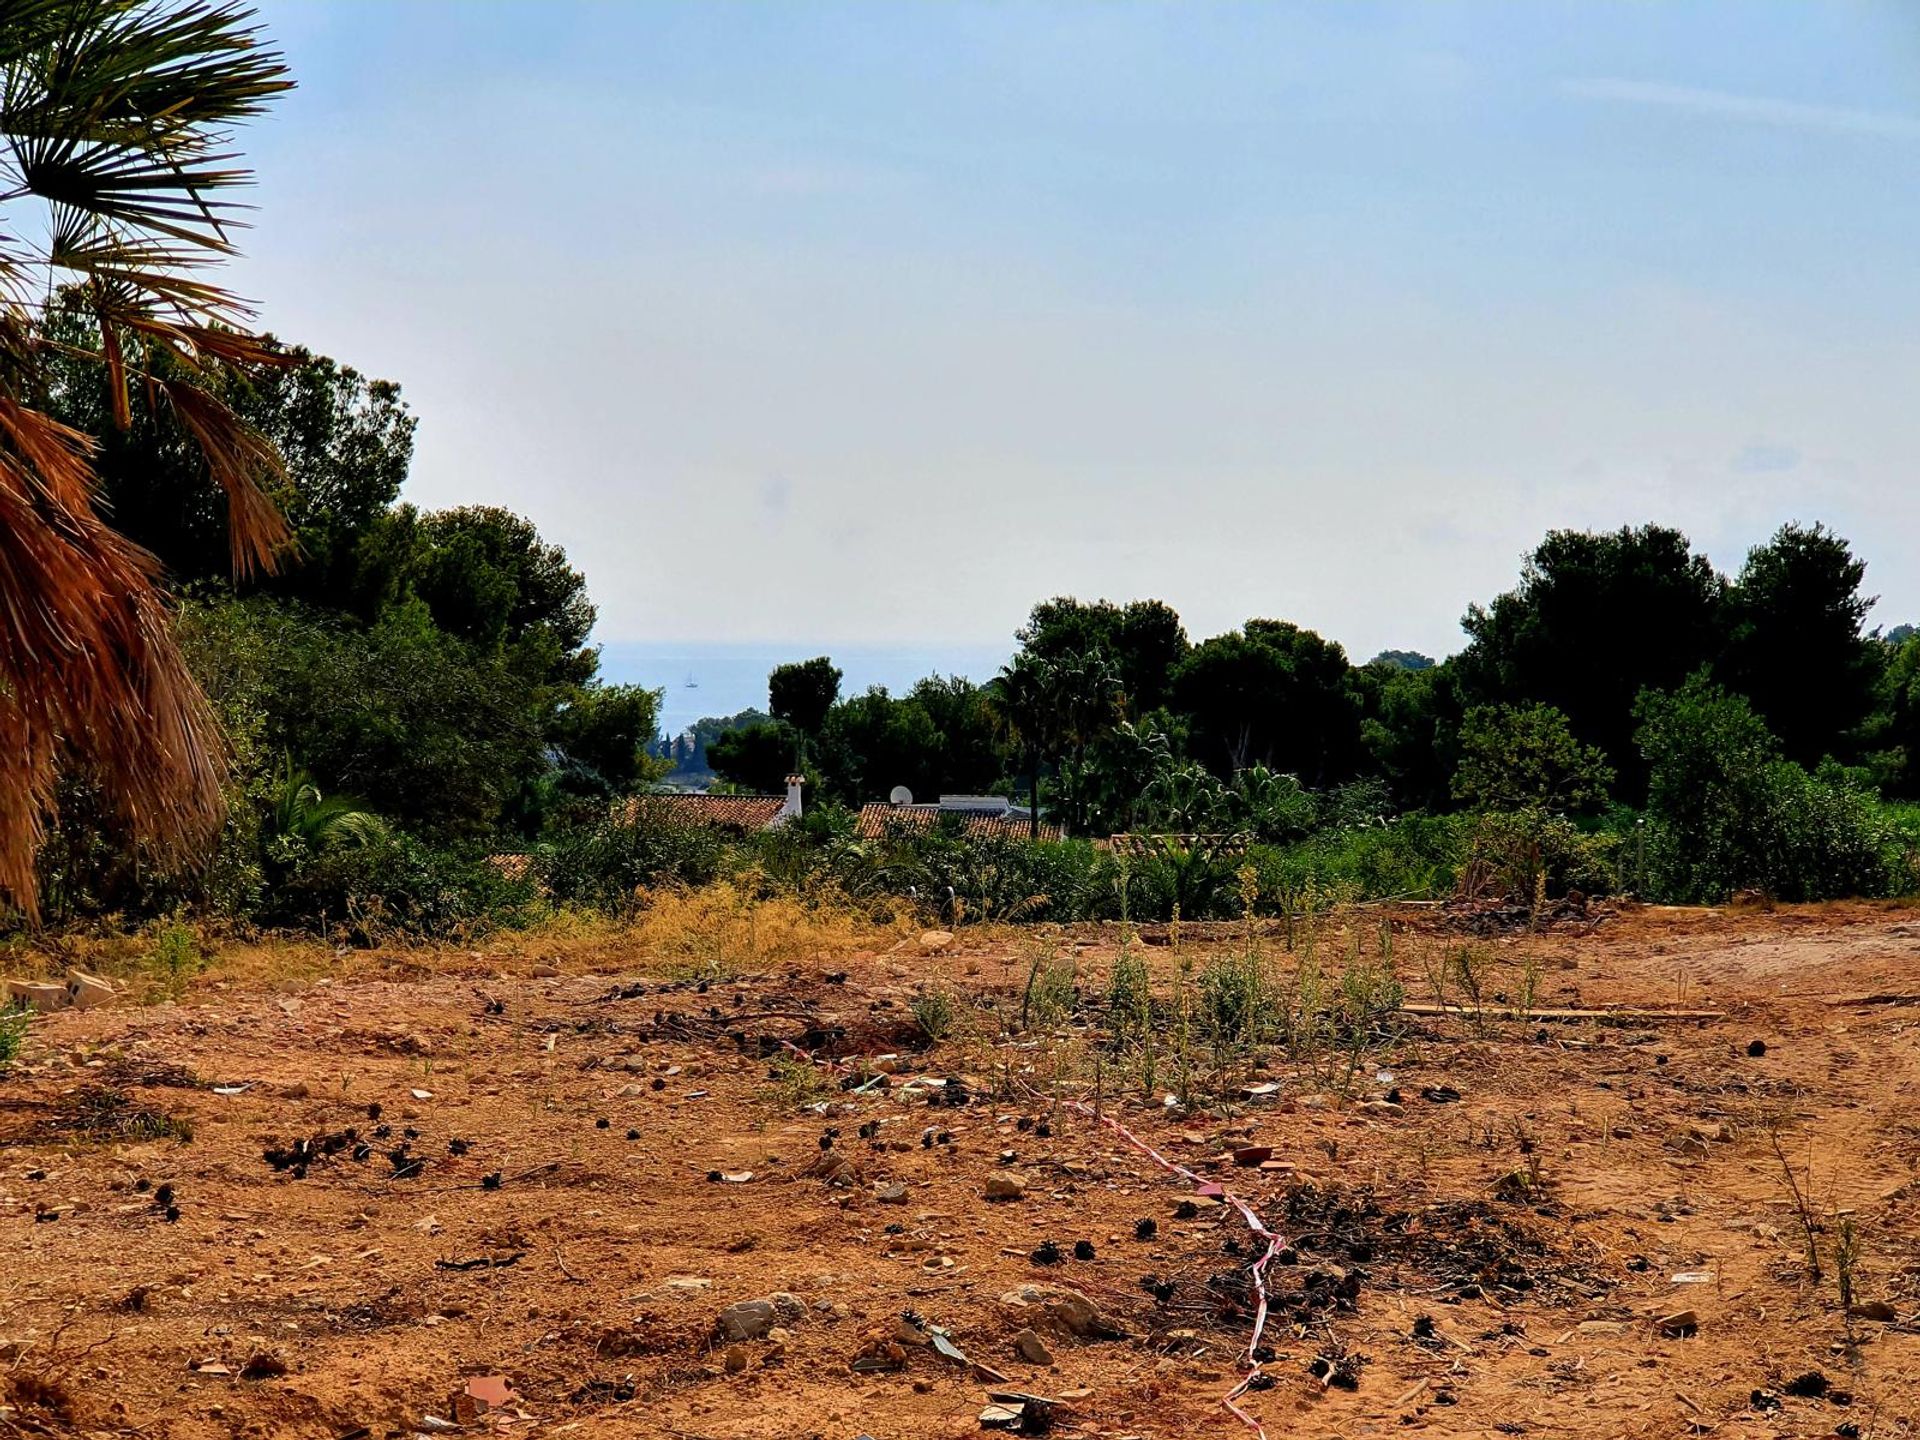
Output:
[[889, 785, 914, 806]]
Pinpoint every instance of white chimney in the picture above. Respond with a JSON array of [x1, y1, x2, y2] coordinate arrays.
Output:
[[781, 773, 805, 821]]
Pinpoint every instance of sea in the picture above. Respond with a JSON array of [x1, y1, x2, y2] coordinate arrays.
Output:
[[597, 641, 1015, 740]]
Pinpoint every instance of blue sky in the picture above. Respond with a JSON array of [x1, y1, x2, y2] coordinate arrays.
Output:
[[234, 2, 1920, 666]]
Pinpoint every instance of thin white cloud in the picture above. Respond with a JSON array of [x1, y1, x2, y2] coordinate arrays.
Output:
[[1565, 77, 1920, 141]]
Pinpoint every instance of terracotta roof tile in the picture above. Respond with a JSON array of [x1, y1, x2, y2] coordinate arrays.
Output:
[[854, 803, 1063, 843], [619, 793, 787, 832]]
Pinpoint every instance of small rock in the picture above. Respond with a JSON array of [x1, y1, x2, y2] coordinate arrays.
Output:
[[1849, 1299, 1899, 1323], [4, 980, 69, 1013], [1654, 1309, 1698, 1338], [984, 1173, 1026, 1202], [1014, 1328, 1053, 1364], [918, 931, 956, 954], [875, 1182, 909, 1205], [1576, 1320, 1626, 1336], [65, 971, 113, 1009], [664, 1275, 711, 1294], [717, 1299, 776, 1341], [530, 963, 561, 978], [769, 1292, 807, 1323], [723, 1345, 749, 1374]]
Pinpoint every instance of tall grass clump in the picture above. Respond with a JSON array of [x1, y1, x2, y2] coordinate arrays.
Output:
[[0, 1002, 29, 1073]]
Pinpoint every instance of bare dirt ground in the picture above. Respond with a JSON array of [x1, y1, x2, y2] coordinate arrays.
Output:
[[6, 900, 1920, 1440]]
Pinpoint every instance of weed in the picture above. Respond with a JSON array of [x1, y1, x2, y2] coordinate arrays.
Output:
[[1107, 938, 1150, 1042], [910, 987, 957, 1042], [1199, 950, 1265, 1065], [0, 1002, 28, 1073], [1834, 1213, 1862, 1322], [764, 1057, 832, 1110], [1020, 942, 1077, 1032], [1765, 1117, 1823, 1283], [147, 917, 204, 998]]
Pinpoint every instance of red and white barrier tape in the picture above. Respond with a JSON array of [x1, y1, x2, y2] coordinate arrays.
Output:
[[1048, 1095, 1287, 1438], [777, 1031, 1287, 1435]]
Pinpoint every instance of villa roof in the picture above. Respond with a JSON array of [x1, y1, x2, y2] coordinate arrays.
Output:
[[619, 793, 788, 832], [854, 802, 1063, 844]]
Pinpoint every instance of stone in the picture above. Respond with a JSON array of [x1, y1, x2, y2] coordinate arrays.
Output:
[[664, 1275, 711, 1294], [723, 1345, 749, 1374], [530, 964, 560, 978], [1576, 1320, 1627, 1336], [998, 1283, 1125, 1340], [64, 971, 113, 1010], [918, 931, 955, 954], [1654, 1309, 1699, 1337], [4, 980, 69, 1013], [717, 1299, 776, 1341], [875, 1182, 909, 1205], [769, 1292, 807, 1324], [1849, 1300, 1899, 1323], [984, 1173, 1026, 1202], [1014, 1328, 1053, 1364]]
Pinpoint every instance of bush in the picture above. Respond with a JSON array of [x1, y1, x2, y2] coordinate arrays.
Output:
[[1633, 675, 1905, 902], [1456, 809, 1618, 902], [270, 833, 542, 941], [533, 808, 725, 917], [0, 1003, 29, 1073], [1452, 703, 1615, 814], [1252, 814, 1467, 906]]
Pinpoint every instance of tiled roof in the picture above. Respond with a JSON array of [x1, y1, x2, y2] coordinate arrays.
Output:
[[619, 793, 788, 832], [854, 803, 1064, 844]]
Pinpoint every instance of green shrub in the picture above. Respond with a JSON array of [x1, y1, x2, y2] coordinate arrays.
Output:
[[148, 918, 205, 997], [909, 987, 957, 1041], [1453, 702, 1615, 814], [0, 1003, 29, 1073], [1253, 814, 1467, 905], [533, 808, 724, 917], [273, 833, 541, 941], [1633, 675, 1904, 902], [1457, 808, 1618, 902]]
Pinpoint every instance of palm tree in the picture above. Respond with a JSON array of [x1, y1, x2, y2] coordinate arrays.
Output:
[[266, 754, 387, 854], [0, 3, 292, 918], [989, 653, 1055, 841]]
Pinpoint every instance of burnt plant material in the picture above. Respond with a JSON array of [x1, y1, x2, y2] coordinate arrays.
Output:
[[8, 1087, 193, 1146]]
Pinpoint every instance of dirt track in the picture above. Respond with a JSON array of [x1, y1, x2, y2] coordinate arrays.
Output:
[[5, 902, 1920, 1440]]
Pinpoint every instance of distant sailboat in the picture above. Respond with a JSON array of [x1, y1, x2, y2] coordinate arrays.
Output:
[[684, 672, 699, 689]]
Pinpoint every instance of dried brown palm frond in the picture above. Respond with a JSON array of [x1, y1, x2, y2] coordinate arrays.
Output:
[[0, 1, 293, 919]]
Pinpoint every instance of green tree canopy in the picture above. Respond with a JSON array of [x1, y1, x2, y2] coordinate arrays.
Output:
[[1171, 620, 1361, 783], [1457, 525, 1726, 793], [769, 656, 843, 750], [1017, 597, 1190, 714], [1719, 522, 1879, 767], [1452, 702, 1615, 814], [707, 722, 799, 795]]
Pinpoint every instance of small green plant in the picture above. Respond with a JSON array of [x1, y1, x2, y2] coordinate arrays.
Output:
[[148, 918, 205, 998], [1020, 942, 1077, 1032], [0, 1002, 30, 1073], [910, 986, 957, 1042], [1834, 1213, 1862, 1320], [765, 1056, 832, 1109], [1107, 938, 1150, 1041], [1199, 950, 1265, 1064]]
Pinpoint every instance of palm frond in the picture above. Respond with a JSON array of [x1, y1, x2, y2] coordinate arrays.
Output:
[[157, 376, 291, 576], [0, 2, 293, 918], [0, 401, 224, 920]]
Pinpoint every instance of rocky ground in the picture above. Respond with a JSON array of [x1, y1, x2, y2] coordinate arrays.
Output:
[[4, 901, 1920, 1439]]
